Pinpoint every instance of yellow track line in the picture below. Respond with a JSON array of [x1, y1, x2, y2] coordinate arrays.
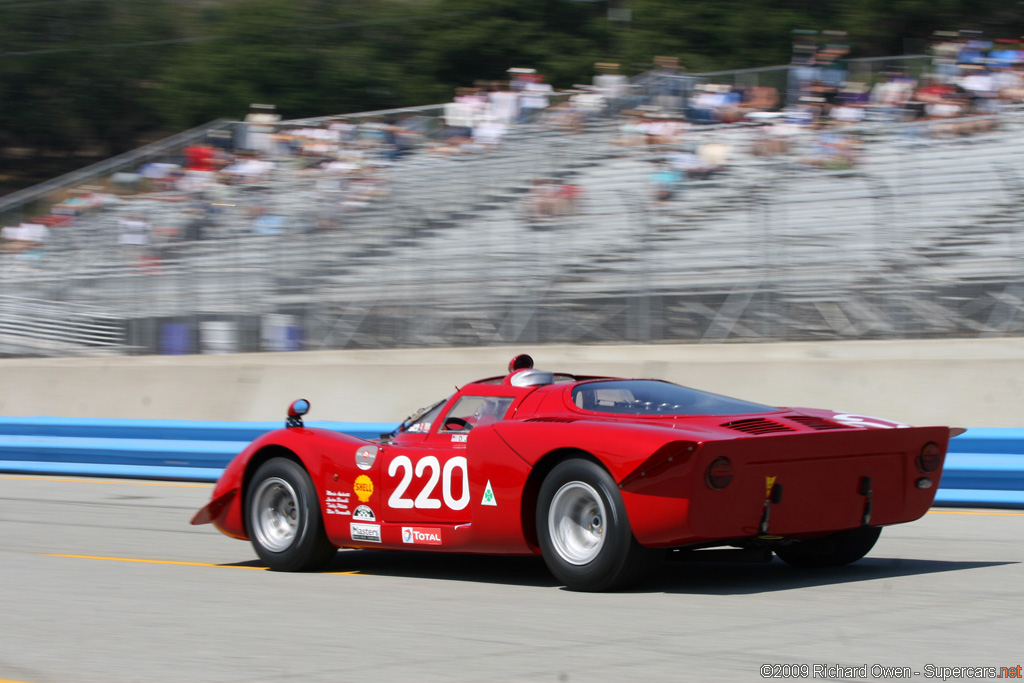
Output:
[[42, 553, 360, 574], [43, 553, 264, 568], [0, 475, 212, 488], [928, 509, 1024, 517]]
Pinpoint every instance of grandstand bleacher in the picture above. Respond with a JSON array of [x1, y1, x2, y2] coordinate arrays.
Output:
[[4, 60, 1024, 357]]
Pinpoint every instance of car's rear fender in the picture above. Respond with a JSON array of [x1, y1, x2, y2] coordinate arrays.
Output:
[[493, 421, 697, 550]]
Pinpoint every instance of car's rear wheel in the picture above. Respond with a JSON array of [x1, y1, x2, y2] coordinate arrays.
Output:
[[246, 457, 336, 571], [774, 526, 881, 568], [537, 458, 662, 591]]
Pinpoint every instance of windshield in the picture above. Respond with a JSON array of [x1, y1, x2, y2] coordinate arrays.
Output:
[[571, 380, 775, 416], [396, 396, 450, 435]]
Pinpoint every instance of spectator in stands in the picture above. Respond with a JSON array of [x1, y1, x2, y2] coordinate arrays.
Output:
[[522, 177, 580, 223], [243, 104, 281, 154], [524, 178, 561, 223], [667, 146, 710, 180], [184, 142, 217, 173], [799, 122, 860, 170], [593, 62, 630, 115], [829, 83, 869, 125], [487, 81, 520, 126], [689, 84, 726, 124], [648, 56, 690, 115], [870, 73, 916, 121], [471, 113, 507, 148], [649, 160, 683, 203], [736, 85, 781, 120], [441, 87, 477, 149], [1, 222, 49, 261], [518, 73, 554, 123]]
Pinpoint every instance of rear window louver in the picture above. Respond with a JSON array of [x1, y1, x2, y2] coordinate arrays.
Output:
[[786, 415, 849, 431], [720, 418, 795, 435]]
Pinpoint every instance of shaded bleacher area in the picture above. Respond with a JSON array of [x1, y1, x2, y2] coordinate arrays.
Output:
[[4, 96, 1024, 356]]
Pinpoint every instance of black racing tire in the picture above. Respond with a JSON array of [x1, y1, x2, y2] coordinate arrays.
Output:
[[774, 526, 882, 568], [245, 457, 336, 571], [537, 458, 663, 592]]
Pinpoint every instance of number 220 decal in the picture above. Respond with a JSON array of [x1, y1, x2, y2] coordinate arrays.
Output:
[[387, 455, 470, 511]]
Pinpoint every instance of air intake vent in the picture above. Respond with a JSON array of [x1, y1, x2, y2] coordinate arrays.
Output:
[[526, 417, 578, 423], [720, 418, 795, 435], [786, 415, 848, 431]]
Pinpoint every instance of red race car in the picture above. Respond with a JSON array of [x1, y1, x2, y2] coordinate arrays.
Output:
[[192, 354, 954, 591]]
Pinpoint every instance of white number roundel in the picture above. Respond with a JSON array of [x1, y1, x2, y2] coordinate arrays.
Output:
[[388, 455, 469, 511]]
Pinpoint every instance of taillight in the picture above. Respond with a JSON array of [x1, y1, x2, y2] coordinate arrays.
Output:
[[917, 442, 943, 473], [706, 457, 733, 489]]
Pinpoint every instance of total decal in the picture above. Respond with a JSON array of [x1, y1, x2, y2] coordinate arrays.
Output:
[[325, 490, 351, 516], [402, 526, 442, 545]]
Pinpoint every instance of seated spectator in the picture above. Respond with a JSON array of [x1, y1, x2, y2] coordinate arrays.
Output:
[[518, 73, 554, 123], [799, 123, 860, 170], [1, 222, 49, 255], [522, 178, 579, 223], [649, 161, 683, 203], [471, 114, 508, 148], [668, 146, 711, 179], [737, 85, 781, 120], [184, 142, 217, 173], [697, 143, 732, 176], [487, 81, 520, 125], [593, 62, 629, 115], [869, 73, 917, 121]]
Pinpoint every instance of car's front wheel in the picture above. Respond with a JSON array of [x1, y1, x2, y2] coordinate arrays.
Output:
[[245, 457, 336, 571], [774, 526, 881, 568], [537, 458, 662, 591]]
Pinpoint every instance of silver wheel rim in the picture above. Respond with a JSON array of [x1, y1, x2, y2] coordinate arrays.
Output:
[[548, 481, 607, 565], [251, 476, 300, 552]]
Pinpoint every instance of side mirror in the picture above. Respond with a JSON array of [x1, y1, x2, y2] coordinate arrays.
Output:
[[286, 399, 310, 427]]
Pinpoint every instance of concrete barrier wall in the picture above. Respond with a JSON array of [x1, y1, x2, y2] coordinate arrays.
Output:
[[3, 338, 1024, 427]]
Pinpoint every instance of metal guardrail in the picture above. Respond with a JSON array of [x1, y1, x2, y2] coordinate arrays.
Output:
[[0, 295, 128, 357], [0, 119, 239, 223], [0, 419, 1019, 508]]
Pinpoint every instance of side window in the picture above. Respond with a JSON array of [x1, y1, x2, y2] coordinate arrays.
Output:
[[440, 396, 515, 432]]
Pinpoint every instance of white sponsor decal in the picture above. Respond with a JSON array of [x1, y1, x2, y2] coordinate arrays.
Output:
[[451, 434, 468, 443], [352, 504, 375, 521], [387, 455, 470, 511], [481, 479, 497, 507], [355, 445, 378, 471], [350, 523, 381, 543], [325, 490, 351, 515], [831, 413, 910, 430]]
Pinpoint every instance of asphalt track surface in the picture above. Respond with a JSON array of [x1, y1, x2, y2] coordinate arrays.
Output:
[[1, 475, 1022, 683]]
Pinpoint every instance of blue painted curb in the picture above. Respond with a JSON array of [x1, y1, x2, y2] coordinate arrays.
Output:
[[0, 420, 1022, 508]]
